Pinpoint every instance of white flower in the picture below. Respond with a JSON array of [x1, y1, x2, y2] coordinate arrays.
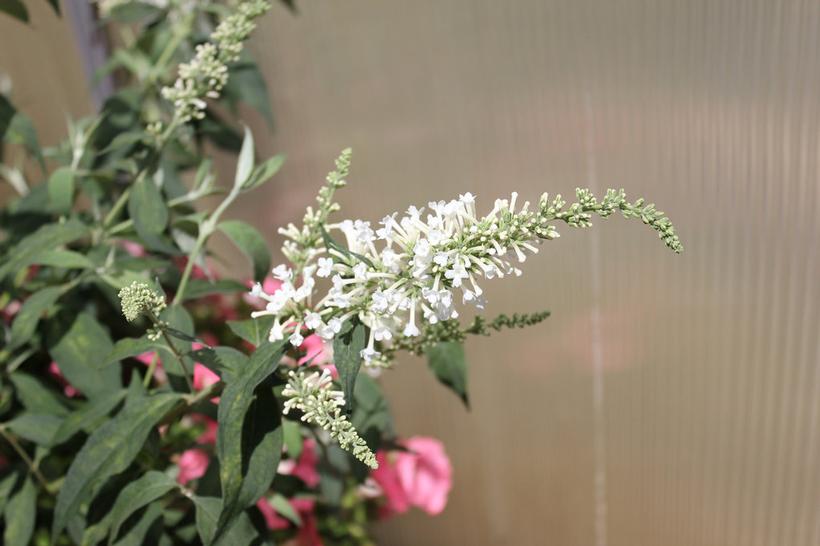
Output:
[[317, 257, 334, 277], [289, 330, 304, 347], [268, 320, 285, 342], [272, 264, 293, 281], [305, 312, 323, 330], [318, 318, 342, 340]]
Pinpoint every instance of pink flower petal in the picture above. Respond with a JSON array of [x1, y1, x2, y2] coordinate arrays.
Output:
[[176, 449, 210, 484]]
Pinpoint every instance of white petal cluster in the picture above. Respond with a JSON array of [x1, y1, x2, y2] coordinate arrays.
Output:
[[282, 369, 378, 469], [161, 0, 270, 123], [252, 191, 559, 364]]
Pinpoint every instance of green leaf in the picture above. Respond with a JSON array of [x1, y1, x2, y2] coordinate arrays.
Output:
[[0, 219, 87, 279], [0, 0, 28, 23], [51, 390, 182, 540], [320, 225, 375, 268], [282, 419, 302, 459], [6, 111, 44, 168], [226, 316, 274, 347], [45, 0, 61, 16], [270, 494, 301, 526], [48, 166, 75, 213], [9, 286, 63, 349], [33, 249, 94, 269], [110, 501, 163, 546], [6, 413, 63, 446], [49, 312, 121, 399], [4, 476, 36, 546], [223, 60, 274, 127], [0, 473, 18, 514], [214, 341, 284, 542], [102, 337, 164, 367], [218, 220, 270, 282], [128, 178, 168, 240], [193, 497, 259, 546], [241, 154, 284, 192], [233, 126, 255, 190], [333, 320, 366, 414], [108, 472, 177, 545], [158, 305, 194, 391], [182, 279, 247, 301], [52, 389, 126, 445], [9, 373, 69, 416], [427, 341, 469, 407]]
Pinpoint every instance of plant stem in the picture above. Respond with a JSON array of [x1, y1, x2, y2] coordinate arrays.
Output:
[[0, 427, 50, 492], [172, 184, 241, 305]]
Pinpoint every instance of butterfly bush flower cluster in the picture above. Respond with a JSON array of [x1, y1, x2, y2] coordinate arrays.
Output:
[[282, 369, 378, 469], [249, 150, 681, 464], [160, 0, 270, 123]]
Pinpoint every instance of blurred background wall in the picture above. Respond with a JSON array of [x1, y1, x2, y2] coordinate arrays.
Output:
[[2, 1, 819, 545]]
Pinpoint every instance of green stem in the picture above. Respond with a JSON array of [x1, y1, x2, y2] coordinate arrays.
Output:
[[0, 427, 50, 492], [172, 184, 240, 305], [143, 352, 161, 388]]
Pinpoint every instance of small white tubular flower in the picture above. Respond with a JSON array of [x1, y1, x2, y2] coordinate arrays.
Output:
[[317, 257, 334, 277], [289, 329, 304, 347], [282, 369, 378, 469], [264, 183, 681, 367]]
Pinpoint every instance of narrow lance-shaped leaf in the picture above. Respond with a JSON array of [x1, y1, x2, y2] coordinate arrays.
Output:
[[48, 312, 121, 399], [214, 340, 285, 543], [48, 166, 75, 213], [128, 177, 168, 240], [193, 496, 260, 546], [333, 320, 366, 414], [218, 220, 270, 282], [0, 219, 87, 279], [51, 390, 182, 540], [233, 126, 255, 189], [427, 341, 469, 407], [107, 471, 178, 545], [4, 476, 36, 546], [241, 154, 284, 192], [52, 389, 126, 445], [9, 286, 63, 350]]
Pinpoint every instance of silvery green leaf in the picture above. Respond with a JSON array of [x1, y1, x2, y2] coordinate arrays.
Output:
[[233, 126, 255, 190]]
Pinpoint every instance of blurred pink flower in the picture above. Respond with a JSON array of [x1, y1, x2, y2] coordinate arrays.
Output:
[[2, 299, 21, 324], [257, 497, 322, 545], [177, 448, 210, 484], [193, 364, 220, 391], [372, 437, 452, 516], [372, 452, 410, 515], [48, 362, 78, 398], [121, 241, 146, 257], [278, 439, 320, 488], [193, 415, 218, 445]]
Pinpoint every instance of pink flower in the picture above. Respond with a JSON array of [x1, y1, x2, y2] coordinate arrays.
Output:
[[192, 364, 220, 391], [2, 300, 21, 324], [278, 439, 320, 488], [372, 451, 410, 515], [120, 241, 146, 257], [48, 362, 79, 398], [193, 415, 218, 445], [176, 448, 210, 484], [372, 437, 452, 516], [257, 497, 323, 545]]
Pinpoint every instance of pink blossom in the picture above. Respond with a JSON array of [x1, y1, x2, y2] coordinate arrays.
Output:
[[120, 241, 146, 257], [48, 362, 78, 398], [372, 451, 410, 515], [373, 437, 452, 516], [278, 439, 320, 488], [192, 415, 218, 445], [257, 497, 323, 545], [176, 448, 210, 484], [2, 300, 21, 324]]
